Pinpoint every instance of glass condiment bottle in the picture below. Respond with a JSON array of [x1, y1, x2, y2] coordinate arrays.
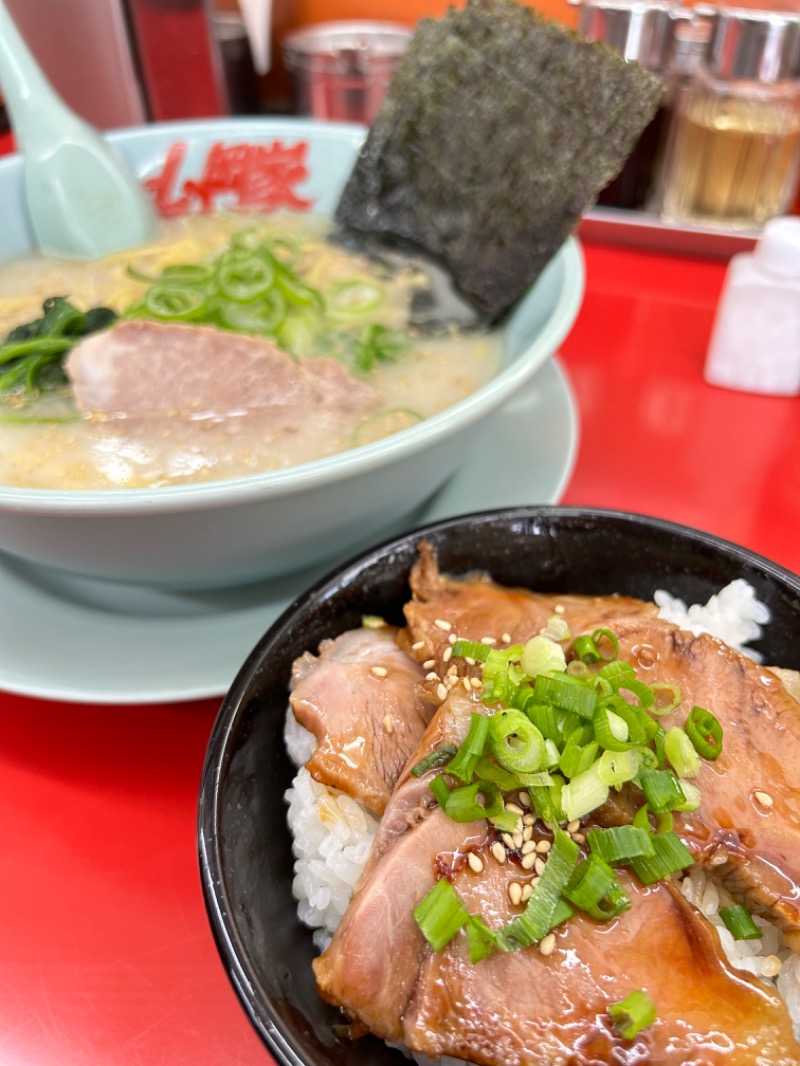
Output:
[[576, 0, 678, 210], [660, 8, 800, 229]]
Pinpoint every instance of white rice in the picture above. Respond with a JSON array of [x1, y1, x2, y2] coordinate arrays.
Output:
[[284, 580, 800, 1034], [654, 577, 770, 661]]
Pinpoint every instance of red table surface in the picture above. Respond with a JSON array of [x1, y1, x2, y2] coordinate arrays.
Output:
[[0, 237, 798, 1066]]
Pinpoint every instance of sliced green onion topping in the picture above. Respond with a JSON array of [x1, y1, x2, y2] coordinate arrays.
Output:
[[413, 877, 468, 951], [719, 904, 762, 941], [564, 854, 631, 920], [685, 706, 723, 761], [521, 635, 566, 677], [664, 726, 701, 779], [609, 989, 657, 1040], [447, 713, 491, 783], [451, 639, 492, 662], [638, 769, 687, 814], [628, 831, 694, 885], [410, 743, 458, 778]]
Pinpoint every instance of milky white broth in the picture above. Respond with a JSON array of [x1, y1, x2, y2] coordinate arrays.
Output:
[[0, 214, 502, 490]]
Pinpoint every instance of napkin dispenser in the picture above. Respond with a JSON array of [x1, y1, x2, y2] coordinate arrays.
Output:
[[2, 0, 229, 129]]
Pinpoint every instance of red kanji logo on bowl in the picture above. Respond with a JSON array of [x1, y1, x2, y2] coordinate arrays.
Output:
[[145, 140, 315, 216]]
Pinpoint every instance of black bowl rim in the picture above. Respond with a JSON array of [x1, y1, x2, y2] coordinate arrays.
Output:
[[197, 504, 800, 1062]]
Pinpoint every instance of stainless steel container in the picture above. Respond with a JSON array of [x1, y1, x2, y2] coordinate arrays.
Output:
[[282, 21, 412, 125]]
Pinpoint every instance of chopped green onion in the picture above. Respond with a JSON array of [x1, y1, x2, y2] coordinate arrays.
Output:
[[719, 904, 762, 941], [410, 743, 458, 778], [592, 628, 620, 661], [618, 678, 655, 709], [465, 914, 501, 962], [561, 762, 610, 822], [528, 781, 566, 826], [572, 633, 600, 663], [217, 253, 276, 302], [593, 705, 637, 752], [498, 830, 579, 950], [490, 807, 522, 832], [451, 639, 492, 662], [596, 748, 640, 788], [685, 706, 723, 761], [673, 779, 701, 812], [443, 780, 504, 822], [523, 701, 563, 740], [628, 830, 694, 885], [558, 734, 599, 779], [638, 769, 686, 814], [217, 288, 287, 334], [649, 682, 683, 715], [447, 713, 490, 783], [598, 659, 636, 687], [521, 635, 566, 677], [664, 726, 701, 779], [429, 774, 451, 808], [564, 854, 631, 920], [586, 825, 655, 865], [534, 673, 598, 720], [609, 989, 657, 1040], [632, 802, 674, 836], [144, 282, 209, 321], [489, 710, 546, 774], [413, 877, 468, 951]]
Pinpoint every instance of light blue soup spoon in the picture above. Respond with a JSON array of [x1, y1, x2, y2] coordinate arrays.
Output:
[[0, 0, 157, 259]]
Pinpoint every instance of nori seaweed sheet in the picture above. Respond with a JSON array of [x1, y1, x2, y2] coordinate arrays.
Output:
[[335, 0, 664, 322]]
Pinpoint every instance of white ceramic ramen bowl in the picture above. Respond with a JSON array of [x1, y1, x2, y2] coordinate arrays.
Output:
[[0, 118, 584, 590]]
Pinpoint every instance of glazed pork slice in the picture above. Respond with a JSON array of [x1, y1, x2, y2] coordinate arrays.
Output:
[[593, 615, 800, 947], [65, 319, 378, 421], [290, 626, 434, 815], [314, 689, 800, 1064], [400, 540, 656, 669]]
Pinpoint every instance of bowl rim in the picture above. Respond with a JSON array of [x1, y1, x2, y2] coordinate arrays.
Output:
[[0, 118, 584, 514], [196, 503, 800, 1063]]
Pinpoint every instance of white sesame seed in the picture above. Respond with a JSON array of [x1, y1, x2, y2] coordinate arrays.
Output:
[[462, 677, 473, 693], [521, 883, 533, 902], [521, 840, 537, 856], [539, 933, 556, 957], [467, 851, 484, 874], [412, 641, 426, 652], [534, 857, 547, 876], [434, 618, 452, 631], [447, 665, 458, 677], [502, 832, 515, 849], [370, 665, 388, 678], [555, 605, 565, 614], [512, 831, 524, 849], [530, 876, 541, 889], [755, 790, 774, 808], [502, 633, 512, 644], [443, 647, 453, 663], [522, 825, 534, 842], [382, 715, 394, 734], [465, 657, 476, 666], [761, 955, 782, 978], [535, 839, 552, 854], [425, 671, 439, 681], [521, 852, 537, 870], [505, 802, 524, 815], [491, 842, 507, 864], [566, 820, 581, 834], [470, 677, 483, 690], [448, 633, 457, 644], [422, 659, 435, 669], [508, 881, 523, 906], [522, 812, 535, 825], [710, 850, 729, 866], [436, 683, 448, 702], [481, 636, 496, 645], [572, 832, 586, 844]]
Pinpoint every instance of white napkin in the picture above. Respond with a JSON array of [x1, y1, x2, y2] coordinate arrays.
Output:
[[238, 0, 272, 75]]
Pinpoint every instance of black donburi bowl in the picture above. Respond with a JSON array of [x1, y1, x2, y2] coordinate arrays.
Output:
[[197, 506, 800, 1064]]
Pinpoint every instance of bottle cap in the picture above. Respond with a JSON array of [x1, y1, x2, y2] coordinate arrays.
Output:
[[705, 8, 800, 83], [576, 0, 678, 72], [754, 216, 800, 278]]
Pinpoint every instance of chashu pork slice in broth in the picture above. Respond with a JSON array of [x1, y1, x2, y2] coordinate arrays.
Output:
[[290, 625, 434, 815], [314, 686, 800, 1064]]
